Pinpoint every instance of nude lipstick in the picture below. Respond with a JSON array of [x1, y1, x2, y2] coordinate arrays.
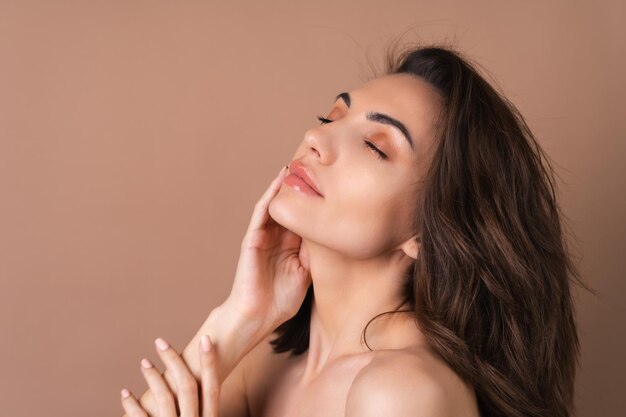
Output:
[[283, 160, 323, 197]]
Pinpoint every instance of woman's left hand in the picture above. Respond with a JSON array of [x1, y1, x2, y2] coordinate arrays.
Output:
[[120, 334, 220, 417]]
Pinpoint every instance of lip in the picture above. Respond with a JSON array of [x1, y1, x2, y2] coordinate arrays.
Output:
[[287, 160, 323, 197]]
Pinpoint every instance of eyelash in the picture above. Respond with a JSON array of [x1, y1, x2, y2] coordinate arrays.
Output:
[[316, 115, 388, 160]]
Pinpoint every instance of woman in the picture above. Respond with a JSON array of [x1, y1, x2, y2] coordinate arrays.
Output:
[[120, 43, 587, 417]]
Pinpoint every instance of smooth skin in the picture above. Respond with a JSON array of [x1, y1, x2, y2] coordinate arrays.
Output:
[[121, 74, 480, 417], [120, 335, 220, 417]]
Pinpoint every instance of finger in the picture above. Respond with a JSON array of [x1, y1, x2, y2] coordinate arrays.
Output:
[[244, 165, 289, 237], [140, 358, 177, 417], [120, 388, 149, 417], [199, 335, 220, 417], [154, 337, 199, 417]]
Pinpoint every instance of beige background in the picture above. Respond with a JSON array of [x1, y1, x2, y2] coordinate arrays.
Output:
[[1, 1, 624, 416]]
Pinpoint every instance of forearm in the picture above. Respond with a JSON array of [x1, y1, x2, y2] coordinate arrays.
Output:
[[180, 300, 270, 384], [123, 300, 270, 416]]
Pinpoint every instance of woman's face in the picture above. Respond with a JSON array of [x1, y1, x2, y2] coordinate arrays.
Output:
[[269, 73, 442, 259]]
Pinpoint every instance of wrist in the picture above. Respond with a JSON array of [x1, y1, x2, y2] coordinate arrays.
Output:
[[185, 300, 270, 383], [219, 297, 277, 336], [212, 300, 267, 342]]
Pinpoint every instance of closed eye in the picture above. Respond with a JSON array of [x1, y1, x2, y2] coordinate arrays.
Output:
[[317, 115, 333, 125], [316, 115, 388, 160]]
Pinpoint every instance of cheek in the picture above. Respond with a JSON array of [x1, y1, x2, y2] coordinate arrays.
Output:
[[268, 158, 419, 259], [321, 178, 414, 258]]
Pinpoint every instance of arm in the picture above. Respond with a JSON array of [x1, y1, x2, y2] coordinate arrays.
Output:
[[122, 300, 272, 417], [122, 165, 312, 416]]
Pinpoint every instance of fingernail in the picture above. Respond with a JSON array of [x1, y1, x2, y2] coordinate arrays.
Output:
[[155, 337, 169, 351], [141, 358, 153, 368], [280, 165, 288, 175], [200, 334, 213, 352], [121, 388, 131, 399]]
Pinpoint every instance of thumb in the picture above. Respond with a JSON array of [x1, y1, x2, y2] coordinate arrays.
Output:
[[298, 238, 311, 271]]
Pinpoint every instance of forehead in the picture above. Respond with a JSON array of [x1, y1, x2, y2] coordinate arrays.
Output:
[[356, 73, 441, 109], [350, 73, 442, 147]]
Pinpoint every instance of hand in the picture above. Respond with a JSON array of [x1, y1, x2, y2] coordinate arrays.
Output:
[[120, 335, 220, 417], [225, 165, 312, 330]]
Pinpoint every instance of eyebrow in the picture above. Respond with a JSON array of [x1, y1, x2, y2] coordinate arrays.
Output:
[[334, 92, 415, 151]]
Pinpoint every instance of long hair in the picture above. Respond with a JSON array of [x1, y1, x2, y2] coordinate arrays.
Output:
[[269, 42, 593, 417]]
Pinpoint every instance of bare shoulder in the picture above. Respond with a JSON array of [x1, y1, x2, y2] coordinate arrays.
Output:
[[345, 347, 480, 417]]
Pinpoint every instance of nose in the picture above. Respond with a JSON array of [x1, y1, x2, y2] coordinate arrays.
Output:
[[303, 126, 332, 162]]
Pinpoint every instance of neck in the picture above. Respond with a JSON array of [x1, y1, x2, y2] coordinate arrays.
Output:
[[299, 238, 415, 382]]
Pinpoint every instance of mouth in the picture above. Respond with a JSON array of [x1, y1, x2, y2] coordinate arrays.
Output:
[[284, 173, 324, 197], [285, 160, 324, 197]]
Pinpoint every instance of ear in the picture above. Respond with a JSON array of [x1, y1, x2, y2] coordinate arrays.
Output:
[[399, 235, 420, 260]]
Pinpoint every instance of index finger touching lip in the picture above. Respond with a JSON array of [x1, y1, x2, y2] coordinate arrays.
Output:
[[265, 165, 289, 200], [246, 165, 289, 233]]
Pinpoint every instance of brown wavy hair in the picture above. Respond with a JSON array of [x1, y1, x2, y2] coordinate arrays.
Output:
[[269, 41, 593, 417]]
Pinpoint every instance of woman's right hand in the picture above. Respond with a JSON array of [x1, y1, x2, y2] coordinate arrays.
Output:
[[223, 164, 312, 333]]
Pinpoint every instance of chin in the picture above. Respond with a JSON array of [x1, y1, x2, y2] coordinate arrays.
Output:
[[268, 189, 313, 236]]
